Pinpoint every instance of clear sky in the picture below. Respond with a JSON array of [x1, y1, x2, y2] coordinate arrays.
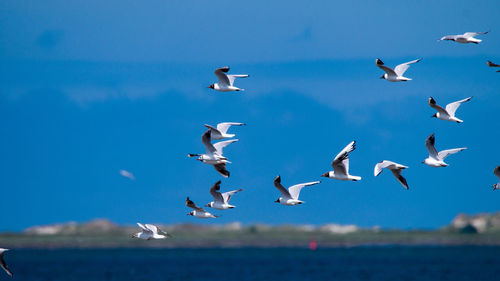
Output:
[[0, 0, 499, 231]]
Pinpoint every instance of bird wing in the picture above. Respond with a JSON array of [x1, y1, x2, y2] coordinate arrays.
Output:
[[331, 141, 356, 176], [375, 59, 397, 76], [214, 67, 231, 86], [394, 58, 421, 76], [186, 197, 205, 212], [216, 122, 245, 135], [273, 175, 291, 198], [201, 130, 216, 154], [227, 75, 249, 86], [463, 31, 488, 37], [494, 165, 500, 179], [438, 148, 467, 160], [204, 124, 221, 135], [288, 181, 320, 200], [222, 189, 243, 203], [209, 180, 224, 203], [391, 169, 409, 190], [445, 97, 472, 117], [374, 160, 395, 176], [213, 163, 230, 178], [145, 224, 160, 234], [213, 139, 238, 155], [428, 97, 448, 116], [0, 251, 13, 277], [137, 222, 152, 233], [425, 133, 439, 158], [487, 61, 500, 67]]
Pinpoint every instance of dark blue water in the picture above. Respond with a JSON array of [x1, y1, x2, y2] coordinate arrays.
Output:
[[5, 247, 500, 281]]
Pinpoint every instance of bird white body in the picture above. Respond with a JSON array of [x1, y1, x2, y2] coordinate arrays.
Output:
[[206, 180, 243, 210], [322, 141, 362, 181], [205, 122, 245, 140], [429, 97, 472, 123], [374, 160, 409, 189], [376, 58, 421, 82], [439, 32, 488, 44], [132, 223, 170, 240], [273, 175, 320, 206], [208, 67, 249, 92], [423, 133, 467, 167]]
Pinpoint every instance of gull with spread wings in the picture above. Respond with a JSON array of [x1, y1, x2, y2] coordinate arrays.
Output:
[[423, 133, 467, 167], [273, 175, 320, 206], [131, 223, 171, 240], [186, 197, 218, 218], [205, 180, 243, 210], [429, 96, 472, 123], [374, 161, 409, 190], [376, 58, 421, 82], [207, 66, 249, 92], [204, 122, 245, 140], [321, 141, 362, 181], [439, 31, 489, 44]]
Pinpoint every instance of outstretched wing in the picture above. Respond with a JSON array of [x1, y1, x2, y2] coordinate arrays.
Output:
[[213, 163, 230, 178], [425, 133, 438, 158], [227, 75, 249, 86], [288, 181, 320, 200], [394, 58, 421, 76], [137, 223, 152, 233], [145, 224, 160, 234], [445, 97, 472, 117], [391, 169, 409, 190], [214, 67, 230, 86], [374, 160, 395, 176], [216, 122, 245, 135], [186, 197, 205, 212], [487, 61, 500, 67], [438, 148, 467, 160], [376, 58, 397, 76], [428, 97, 448, 116], [463, 31, 488, 37], [331, 141, 356, 176], [201, 130, 216, 154], [213, 139, 238, 155], [209, 180, 224, 203], [222, 189, 243, 203], [273, 175, 291, 198]]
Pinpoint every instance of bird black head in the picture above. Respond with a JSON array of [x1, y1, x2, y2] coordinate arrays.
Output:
[[380, 74, 385, 79], [274, 198, 280, 203], [431, 113, 437, 118]]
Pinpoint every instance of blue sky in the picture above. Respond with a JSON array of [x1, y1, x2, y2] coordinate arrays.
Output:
[[0, 0, 499, 231]]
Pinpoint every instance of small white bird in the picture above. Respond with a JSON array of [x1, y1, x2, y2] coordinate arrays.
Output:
[[188, 130, 238, 177], [205, 180, 243, 210], [131, 223, 171, 240], [487, 61, 500, 72], [321, 141, 362, 181], [376, 58, 421, 82], [0, 248, 13, 277], [374, 160, 409, 190], [207, 67, 249, 92], [186, 197, 218, 218], [273, 175, 320, 206], [429, 96, 472, 123], [119, 169, 135, 180], [423, 133, 467, 167], [204, 122, 245, 140], [492, 165, 500, 191], [439, 31, 489, 44]]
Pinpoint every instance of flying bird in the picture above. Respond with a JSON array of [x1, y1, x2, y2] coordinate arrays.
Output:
[[0, 248, 12, 277], [321, 141, 362, 181], [205, 180, 243, 210], [119, 169, 135, 180], [188, 130, 238, 177], [374, 160, 409, 190], [273, 175, 320, 206], [131, 223, 171, 240], [428, 96, 472, 123], [376, 58, 421, 82], [186, 197, 218, 218], [493, 166, 500, 191], [438, 31, 489, 44], [423, 133, 467, 167], [204, 122, 245, 140], [207, 67, 249, 92], [487, 61, 500, 72]]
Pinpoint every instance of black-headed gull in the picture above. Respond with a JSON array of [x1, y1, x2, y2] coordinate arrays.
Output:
[[429, 96, 472, 123], [207, 67, 249, 92], [204, 122, 245, 140], [205, 180, 243, 210], [374, 160, 409, 190], [131, 223, 171, 240], [439, 31, 488, 44], [188, 130, 238, 178], [273, 175, 320, 206], [186, 197, 218, 218], [119, 169, 135, 180], [423, 133, 467, 167], [493, 166, 500, 191], [487, 61, 500, 72], [0, 248, 12, 277], [321, 141, 362, 181], [376, 58, 421, 82]]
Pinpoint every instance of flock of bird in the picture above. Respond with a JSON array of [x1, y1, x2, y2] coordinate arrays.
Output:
[[0, 31, 499, 278]]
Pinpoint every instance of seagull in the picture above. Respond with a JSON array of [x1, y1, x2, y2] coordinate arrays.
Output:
[[273, 175, 320, 206], [204, 122, 245, 140], [207, 67, 249, 92], [119, 169, 135, 180], [438, 31, 489, 44], [321, 141, 362, 181], [487, 61, 500, 72], [0, 248, 13, 277], [374, 160, 409, 190], [205, 180, 243, 210], [131, 223, 171, 240], [188, 130, 238, 177], [376, 58, 421, 82], [493, 166, 500, 191], [186, 197, 218, 218], [429, 96, 472, 123], [423, 133, 467, 167]]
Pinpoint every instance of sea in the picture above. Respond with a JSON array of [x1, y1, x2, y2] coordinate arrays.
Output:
[[5, 246, 500, 281]]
